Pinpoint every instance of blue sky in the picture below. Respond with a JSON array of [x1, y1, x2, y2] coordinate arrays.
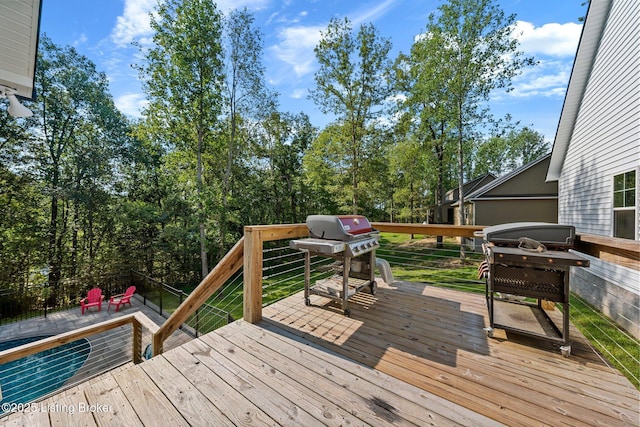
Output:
[[39, 0, 587, 142]]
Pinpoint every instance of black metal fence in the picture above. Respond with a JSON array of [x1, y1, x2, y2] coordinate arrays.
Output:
[[129, 271, 233, 337], [0, 273, 131, 326], [0, 271, 232, 338]]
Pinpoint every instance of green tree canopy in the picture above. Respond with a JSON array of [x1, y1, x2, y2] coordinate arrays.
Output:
[[309, 18, 393, 214], [139, 0, 225, 278]]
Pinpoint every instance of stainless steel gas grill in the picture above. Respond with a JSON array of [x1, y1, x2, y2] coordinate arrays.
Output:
[[477, 223, 589, 356], [290, 215, 379, 316]]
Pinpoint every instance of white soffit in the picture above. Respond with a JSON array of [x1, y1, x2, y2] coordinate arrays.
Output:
[[0, 0, 42, 99]]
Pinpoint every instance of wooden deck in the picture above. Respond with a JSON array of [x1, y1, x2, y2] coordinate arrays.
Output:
[[2, 282, 638, 426]]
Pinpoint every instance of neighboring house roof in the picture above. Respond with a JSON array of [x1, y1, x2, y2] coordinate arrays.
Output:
[[457, 153, 554, 205], [0, 0, 42, 99], [546, 0, 613, 182], [444, 173, 497, 203]]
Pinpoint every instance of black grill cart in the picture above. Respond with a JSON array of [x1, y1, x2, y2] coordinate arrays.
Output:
[[483, 244, 589, 357]]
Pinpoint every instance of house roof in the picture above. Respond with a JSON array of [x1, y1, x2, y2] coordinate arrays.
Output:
[[546, 0, 613, 182], [444, 173, 497, 203], [0, 0, 42, 99], [459, 153, 553, 203]]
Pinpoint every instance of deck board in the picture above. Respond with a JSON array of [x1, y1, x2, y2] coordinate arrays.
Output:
[[199, 328, 368, 426], [83, 368, 144, 427], [163, 343, 278, 426], [112, 364, 189, 426], [138, 351, 234, 426], [2, 281, 638, 426], [234, 320, 500, 426], [263, 282, 639, 427]]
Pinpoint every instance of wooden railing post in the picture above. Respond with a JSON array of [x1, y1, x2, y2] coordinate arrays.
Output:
[[241, 223, 309, 324], [132, 317, 142, 364], [244, 227, 263, 324]]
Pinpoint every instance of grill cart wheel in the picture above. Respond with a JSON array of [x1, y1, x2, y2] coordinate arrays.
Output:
[[305, 298, 311, 306], [370, 281, 377, 295], [344, 308, 351, 317]]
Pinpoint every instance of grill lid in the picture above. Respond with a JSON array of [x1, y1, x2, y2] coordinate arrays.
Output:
[[306, 215, 375, 240], [476, 222, 575, 249]]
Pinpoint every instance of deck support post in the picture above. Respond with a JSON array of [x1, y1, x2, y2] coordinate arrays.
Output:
[[244, 227, 263, 323]]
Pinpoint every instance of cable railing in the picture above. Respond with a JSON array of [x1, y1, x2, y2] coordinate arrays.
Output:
[[152, 237, 245, 355], [131, 270, 233, 337], [0, 312, 157, 416], [567, 294, 639, 387]]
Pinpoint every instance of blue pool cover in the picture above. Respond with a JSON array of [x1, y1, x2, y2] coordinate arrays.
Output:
[[0, 336, 91, 412]]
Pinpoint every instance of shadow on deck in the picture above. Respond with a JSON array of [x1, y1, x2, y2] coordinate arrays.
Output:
[[2, 282, 638, 426]]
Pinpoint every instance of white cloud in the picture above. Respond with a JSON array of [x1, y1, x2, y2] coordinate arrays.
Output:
[[214, 0, 271, 15], [269, 25, 323, 78], [497, 21, 581, 102], [503, 59, 573, 100], [290, 88, 307, 99], [512, 20, 582, 58], [110, 0, 157, 47], [351, 0, 399, 26], [111, 0, 274, 48], [115, 93, 148, 118], [73, 34, 88, 48]]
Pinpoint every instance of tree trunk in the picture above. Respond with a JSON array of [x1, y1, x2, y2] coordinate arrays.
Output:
[[457, 119, 466, 260], [197, 126, 208, 279], [47, 193, 60, 307]]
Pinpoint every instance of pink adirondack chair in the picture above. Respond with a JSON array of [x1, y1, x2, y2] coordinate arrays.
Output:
[[80, 288, 104, 314], [108, 286, 136, 312]]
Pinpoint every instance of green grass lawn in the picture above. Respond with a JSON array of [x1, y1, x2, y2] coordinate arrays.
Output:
[[567, 294, 639, 389]]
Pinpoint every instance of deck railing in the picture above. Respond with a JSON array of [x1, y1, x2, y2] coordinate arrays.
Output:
[[0, 312, 158, 413], [148, 221, 638, 381], [150, 223, 482, 354], [151, 238, 245, 355], [1, 222, 637, 400], [574, 233, 640, 271], [0, 312, 158, 365]]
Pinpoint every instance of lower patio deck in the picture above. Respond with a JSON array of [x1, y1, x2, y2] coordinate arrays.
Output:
[[2, 281, 638, 426]]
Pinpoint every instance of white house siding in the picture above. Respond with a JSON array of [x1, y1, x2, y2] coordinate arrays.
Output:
[[555, 0, 640, 338], [558, 0, 640, 238]]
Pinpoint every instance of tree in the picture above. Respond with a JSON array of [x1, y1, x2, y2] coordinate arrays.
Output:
[[310, 18, 392, 214], [424, 0, 535, 231], [219, 8, 276, 248], [140, 0, 225, 279], [474, 127, 549, 176], [393, 35, 459, 223], [386, 130, 430, 223], [30, 35, 129, 299], [257, 112, 314, 224], [302, 124, 343, 215]]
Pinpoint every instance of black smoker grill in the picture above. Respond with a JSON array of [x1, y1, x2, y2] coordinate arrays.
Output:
[[290, 215, 379, 316], [476, 222, 589, 356]]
